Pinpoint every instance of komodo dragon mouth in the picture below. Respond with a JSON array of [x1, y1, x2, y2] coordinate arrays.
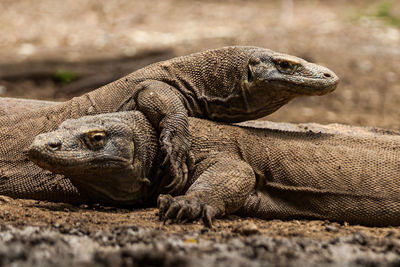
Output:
[[28, 148, 130, 174]]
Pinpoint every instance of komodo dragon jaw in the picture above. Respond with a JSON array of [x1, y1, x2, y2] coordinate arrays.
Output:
[[28, 111, 159, 204]]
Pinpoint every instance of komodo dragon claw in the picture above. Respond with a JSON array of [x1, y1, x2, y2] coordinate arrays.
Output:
[[157, 194, 217, 227], [164, 163, 189, 194], [157, 194, 173, 221]]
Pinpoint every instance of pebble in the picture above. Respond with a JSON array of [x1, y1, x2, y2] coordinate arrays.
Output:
[[325, 225, 339, 233], [234, 222, 260, 236], [0, 85, 6, 95]]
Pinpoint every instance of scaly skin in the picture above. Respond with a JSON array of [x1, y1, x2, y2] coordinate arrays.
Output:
[[0, 97, 56, 116], [29, 111, 400, 227], [0, 47, 338, 195]]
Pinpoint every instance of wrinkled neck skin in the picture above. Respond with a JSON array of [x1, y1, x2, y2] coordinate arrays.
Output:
[[191, 47, 258, 121], [68, 168, 160, 206], [193, 47, 250, 99]]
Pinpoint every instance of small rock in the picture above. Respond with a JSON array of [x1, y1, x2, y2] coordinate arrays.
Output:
[[0, 85, 6, 95], [183, 238, 197, 244], [200, 228, 209, 234], [234, 222, 259, 236], [325, 225, 339, 233], [385, 231, 396, 238], [0, 196, 12, 203], [18, 43, 36, 56]]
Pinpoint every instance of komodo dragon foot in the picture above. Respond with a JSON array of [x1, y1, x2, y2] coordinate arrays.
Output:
[[157, 194, 218, 227]]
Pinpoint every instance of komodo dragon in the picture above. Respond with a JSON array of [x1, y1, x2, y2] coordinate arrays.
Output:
[[0, 47, 338, 194], [28, 111, 400, 227]]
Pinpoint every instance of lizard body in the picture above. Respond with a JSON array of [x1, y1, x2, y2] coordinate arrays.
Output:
[[29, 111, 400, 227], [0, 47, 338, 193]]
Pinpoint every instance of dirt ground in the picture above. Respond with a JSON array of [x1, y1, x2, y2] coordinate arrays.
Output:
[[1, 0, 400, 266]]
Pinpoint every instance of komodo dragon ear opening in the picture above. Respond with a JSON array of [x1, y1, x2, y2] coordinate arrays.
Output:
[[247, 65, 254, 83]]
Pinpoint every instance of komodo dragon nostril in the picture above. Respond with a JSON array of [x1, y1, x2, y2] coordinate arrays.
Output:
[[48, 141, 62, 151], [323, 73, 331, 78]]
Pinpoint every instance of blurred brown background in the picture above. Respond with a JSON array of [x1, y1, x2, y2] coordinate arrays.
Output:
[[1, 0, 399, 128]]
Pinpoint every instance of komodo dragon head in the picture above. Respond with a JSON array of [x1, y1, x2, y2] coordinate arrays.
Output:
[[200, 46, 340, 122], [244, 47, 339, 95], [28, 111, 159, 205]]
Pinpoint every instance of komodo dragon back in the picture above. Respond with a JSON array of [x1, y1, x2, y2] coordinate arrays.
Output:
[[245, 126, 400, 226], [186, 118, 400, 226]]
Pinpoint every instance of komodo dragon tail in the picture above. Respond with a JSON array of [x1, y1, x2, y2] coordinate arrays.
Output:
[[0, 98, 90, 203]]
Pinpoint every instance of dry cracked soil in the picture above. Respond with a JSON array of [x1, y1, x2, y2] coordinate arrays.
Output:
[[2, 197, 400, 267]]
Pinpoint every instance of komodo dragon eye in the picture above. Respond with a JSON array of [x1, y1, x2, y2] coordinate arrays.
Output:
[[85, 131, 106, 149], [279, 61, 290, 69], [275, 60, 298, 74]]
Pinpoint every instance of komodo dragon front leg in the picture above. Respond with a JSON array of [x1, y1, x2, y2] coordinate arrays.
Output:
[[158, 155, 256, 227], [134, 80, 190, 189]]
